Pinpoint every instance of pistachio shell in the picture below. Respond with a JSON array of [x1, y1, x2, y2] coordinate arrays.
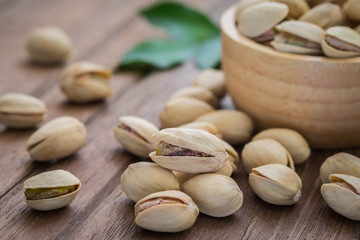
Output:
[[242, 138, 295, 173], [150, 128, 227, 174], [252, 128, 311, 164], [121, 162, 180, 202], [343, 0, 360, 22], [234, 0, 268, 19], [193, 69, 226, 99], [26, 116, 86, 161], [60, 61, 112, 103], [178, 121, 222, 139], [320, 153, 360, 183], [114, 116, 159, 157], [160, 97, 214, 128], [182, 174, 243, 217], [23, 170, 81, 211], [356, 24, 360, 34], [135, 190, 199, 232], [223, 140, 239, 172], [271, 0, 310, 19], [299, 3, 343, 29], [321, 174, 360, 220], [249, 164, 302, 205], [0, 93, 46, 128], [237, 2, 289, 38], [195, 110, 254, 145], [170, 86, 218, 108]]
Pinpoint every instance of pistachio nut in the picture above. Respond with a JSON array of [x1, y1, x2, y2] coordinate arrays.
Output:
[[195, 110, 254, 145], [149, 128, 227, 174], [271, 0, 310, 19], [160, 97, 214, 128], [356, 25, 360, 34], [27, 116, 86, 161], [343, 0, 360, 22], [321, 26, 360, 58], [237, 2, 289, 42], [121, 162, 180, 202], [193, 69, 226, 99], [320, 153, 360, 183], [249, 164, 302, 205], [223, 140, 239, 172], [178, 121, 222, 139], [134, 190, 199, 232], [242, 138, 295, 173], [60, 61, 112, 103], [234, 0, 268, 20], [271, 20, 325, 54], [113, 116, 159, 158], [252, 128, 311, 165], [299, 3, 343, 29], [0, 93, 46, 128], [182, 174, 243, 217], [23, 170, 81, 211], [170, 86, 218, 108], [321, 174, 360, 220], [26, 26, 72, 64]]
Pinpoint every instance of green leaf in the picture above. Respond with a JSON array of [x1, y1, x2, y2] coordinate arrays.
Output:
[[141, 2, 219, 43], [195, 35, 221, 69]]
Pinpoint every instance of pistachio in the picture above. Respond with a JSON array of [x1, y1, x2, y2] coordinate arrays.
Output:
[[60, 61, 112, 103], [223, 140, 239, 172], [321, 174, 360, 220], [249, 164, 302, 205], [26, 26, 72, 64], [178, 121, 222, 139], [149, 128, 227, 174], [195, 110, 254, 145], [0, 93, 46, 128], [134, 190, 199, 232], [320, 153, 360, 183], [299, 3, 343, 29], [252, 128, 311, 165], [26, 116, 86, 161], [121, 162, 180, 202], [170, 86, 218, 108], [306, 0, 347, 7], [343, 0, 360, 22], [234, 0, 268, 19], [356, 25, 360, 34], [242, 138, 295, 173], [160, 97, 214, 128], [193, 69, 226, 99], [113, 116, 159, 157], [321, 26, 360, 58], [237, 2, 289, 42], [271, 20, 325, 54], [271, 0, 310, 19], [23, 170, 81, 211], [182, 174, 243, 217]]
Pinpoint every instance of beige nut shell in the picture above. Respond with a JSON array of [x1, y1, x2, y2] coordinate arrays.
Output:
[[272, 0, 310, 19], [178, 121, 222, 139], [193, 69, 226, 99], [343, 0, 360, 22], [170, 86, 218, 108], [299, 3, 343, 29]]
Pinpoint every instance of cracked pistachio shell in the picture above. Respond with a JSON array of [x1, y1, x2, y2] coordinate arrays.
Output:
[[135, 190, 199, 232], [150, 128, 227, 174], [272, 20, 325, 54], [252, 128, 310, 165], [26, 26, 72, 64], [249, 164, 302, 205], [343, 0, 360, 22], [26, 116, 86, 161], [0, 93, 46, 128], [182, 174, 243, 217], [242, 138, 295, 173], [299, 3, 343, 29], [271, 0, 310, 19], [320, 153, 360, 183], [178, 121, 222, 139], [321, 26, 360, 58], [193, 69, 226, 99], [114, 116, 159, 158], [235, 0, 268, 19], [160, 97, 214, 128], [60, 61, 112, 103], [121, 162, 180, 202], [321, 174, 360, 220], [23, 170, 81, 211], [237, 2, 289, 39], [195, 110, 254, 145], [170, 86, 218, 108]]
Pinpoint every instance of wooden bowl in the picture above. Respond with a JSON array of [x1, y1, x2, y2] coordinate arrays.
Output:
[[221, 6, 360, 149]]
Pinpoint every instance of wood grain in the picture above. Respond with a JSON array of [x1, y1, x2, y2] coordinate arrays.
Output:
[[0, 0, 359, 239]]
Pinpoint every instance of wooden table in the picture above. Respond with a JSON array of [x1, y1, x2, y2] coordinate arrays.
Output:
[[0, 0, 359, 239]]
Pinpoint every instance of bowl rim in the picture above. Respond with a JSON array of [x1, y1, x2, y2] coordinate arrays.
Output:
[[220, 5, 360, 63]]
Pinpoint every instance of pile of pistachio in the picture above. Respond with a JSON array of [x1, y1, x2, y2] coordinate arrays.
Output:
[[235, 0, 360, 58]]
